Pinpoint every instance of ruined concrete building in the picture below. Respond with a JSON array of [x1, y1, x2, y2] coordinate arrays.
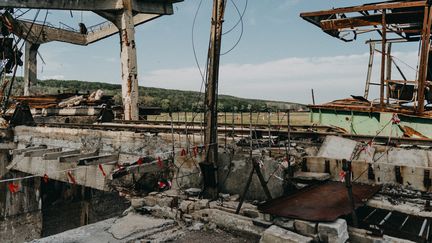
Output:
[[2, 0, 432, 243]]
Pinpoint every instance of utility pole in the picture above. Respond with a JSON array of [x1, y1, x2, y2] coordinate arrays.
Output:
[[202, 0, 226, 198]]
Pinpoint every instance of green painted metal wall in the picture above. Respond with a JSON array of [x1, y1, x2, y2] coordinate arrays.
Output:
[[310, 108, 432, 138]]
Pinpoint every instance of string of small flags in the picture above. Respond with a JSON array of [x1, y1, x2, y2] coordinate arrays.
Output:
[[0, 142, 217, 193], [338, 114, 400, 182]]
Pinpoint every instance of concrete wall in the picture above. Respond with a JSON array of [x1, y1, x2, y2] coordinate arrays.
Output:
[[10, 126, 311, 200], [0, 212, 42, 243]]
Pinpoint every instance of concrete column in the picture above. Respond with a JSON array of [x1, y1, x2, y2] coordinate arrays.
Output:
[[23, 42, 40, 96], [119, 0, 139, 120]]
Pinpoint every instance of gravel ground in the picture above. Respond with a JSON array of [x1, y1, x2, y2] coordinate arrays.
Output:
[[175, 229, 259, 243]]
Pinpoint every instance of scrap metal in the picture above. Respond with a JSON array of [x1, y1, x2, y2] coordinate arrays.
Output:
[[301, 0, 432, 115], [258, 181, 381, 222]]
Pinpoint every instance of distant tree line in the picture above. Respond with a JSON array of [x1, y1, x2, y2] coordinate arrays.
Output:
[[7, 77, 306, 112]]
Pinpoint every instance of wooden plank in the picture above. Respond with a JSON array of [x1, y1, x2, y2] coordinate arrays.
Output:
[[24, 147, 62, 157], [13, 145, 47, 155], [77, 154, 119, 166], [43, 149, 81, 160], [59, 151, 98, 163], [300, 1, 426, 17]]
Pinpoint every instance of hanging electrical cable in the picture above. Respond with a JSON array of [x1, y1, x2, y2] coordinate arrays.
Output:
[[223, 0, 248, 36], [221, 0, 245, 56]]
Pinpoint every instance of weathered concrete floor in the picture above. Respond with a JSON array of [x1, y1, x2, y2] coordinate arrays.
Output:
[[29, 212, 254, 243]]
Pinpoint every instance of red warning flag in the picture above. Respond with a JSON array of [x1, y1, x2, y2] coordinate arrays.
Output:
[[180, 148, 187, 157], [98, 164, 107, 177], [193, 146, 198, 158], [67, 171, 77, 184], [8, 183, 19, 193], [43, 174, 49, 183], [157, 157, 163, 168]]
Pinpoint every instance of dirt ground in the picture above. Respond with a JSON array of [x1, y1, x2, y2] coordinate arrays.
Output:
[[175, 229, 259, 243]]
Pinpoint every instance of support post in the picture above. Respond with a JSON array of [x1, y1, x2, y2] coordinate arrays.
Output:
[[203, 0, 226, 198], [386, 43, 392, 104], [119, 0, 139, 120], [23, 42, 40, 96], [380, 10, 387, 108], [364, 42, 375, 99], [417, 6, 432, 114]]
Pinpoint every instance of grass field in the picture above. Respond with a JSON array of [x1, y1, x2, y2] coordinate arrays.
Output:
[[147, 111, 311, 126]]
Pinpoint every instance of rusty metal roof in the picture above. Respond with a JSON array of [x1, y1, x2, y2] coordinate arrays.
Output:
[[300, 0, 428, 42], [258, 181, 381, 222]]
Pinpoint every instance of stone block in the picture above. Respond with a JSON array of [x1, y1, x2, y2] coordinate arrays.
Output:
[[158, 197, 174, 208], [260, 225, 313, 243], [142, 196, 157, 207], [274, 217, 295, 231], [194, 199, 209, 210], [294, 219, 317, 237], [179, 200, 194, 214], [318, 219, 349, 243], [130, 198, 145, 209], [243, 208, 260, 218], [229, 194, 240, 201]]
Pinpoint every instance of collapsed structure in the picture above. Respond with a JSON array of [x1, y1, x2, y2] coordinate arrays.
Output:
[[2, 0, 432, 243], [302, 0, 432, 138]]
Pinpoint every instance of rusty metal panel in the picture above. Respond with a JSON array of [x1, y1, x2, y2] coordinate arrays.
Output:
[[258, 181, 381, 222]]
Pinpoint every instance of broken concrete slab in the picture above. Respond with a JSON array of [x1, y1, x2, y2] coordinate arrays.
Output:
[[318, 219, 349, 243], [108, 212, 175, 240], [29, 218, 118, 243], [317, 136, 357, 160], [260, 225, 313, 243], [192, 209, 265, 237]]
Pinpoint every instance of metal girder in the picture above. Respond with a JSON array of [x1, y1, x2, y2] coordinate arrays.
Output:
[[16, 20, 86, 45], [11, 13, 160, 45], [320, 10, 423, 31], [300, 1, 426, 18], [86, 13, 160, 44], [0, 0, 181, 14]]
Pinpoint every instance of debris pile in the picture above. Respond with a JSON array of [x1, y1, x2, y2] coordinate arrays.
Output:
[[11, 89, 112, 109]]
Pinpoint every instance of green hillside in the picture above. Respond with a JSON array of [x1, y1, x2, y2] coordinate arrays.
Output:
[[9, 77, 305, 112]]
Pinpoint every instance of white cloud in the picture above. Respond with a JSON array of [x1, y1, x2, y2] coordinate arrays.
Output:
[[140, 51, 418, 104], [42, 75, 65, 80]]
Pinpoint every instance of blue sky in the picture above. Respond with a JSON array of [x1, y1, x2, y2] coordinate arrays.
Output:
[[19, 0, 421, 104]]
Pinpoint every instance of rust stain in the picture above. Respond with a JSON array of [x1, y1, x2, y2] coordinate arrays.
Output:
[[127, 75, 132, 94], [258, 181, 381, 222], [399, 125, 428, 139]]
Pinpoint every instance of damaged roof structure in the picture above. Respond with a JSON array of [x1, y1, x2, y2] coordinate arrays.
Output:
[[302, 0, 432, 139], [2, 1, 432, 243]]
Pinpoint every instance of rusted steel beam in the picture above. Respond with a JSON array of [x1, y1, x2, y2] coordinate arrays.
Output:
[[320, 11, 423, 31], [300, 1, 426, 18], [36, 122, 432, 146], [417, 6, 432, 114], [380, 11, 387, 108]]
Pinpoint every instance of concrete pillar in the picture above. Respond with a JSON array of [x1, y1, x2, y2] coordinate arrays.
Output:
[[23, 42, 40, 96], [119, 0, 139, 120]]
